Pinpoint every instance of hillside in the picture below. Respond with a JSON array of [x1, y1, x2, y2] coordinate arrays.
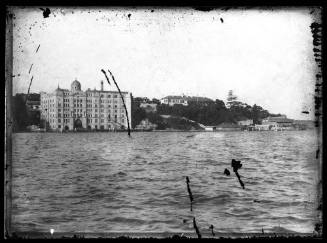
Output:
[[131, 97, 277, 130]]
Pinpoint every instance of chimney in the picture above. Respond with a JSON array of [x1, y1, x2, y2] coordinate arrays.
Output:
[[101, 80, 103, 91]]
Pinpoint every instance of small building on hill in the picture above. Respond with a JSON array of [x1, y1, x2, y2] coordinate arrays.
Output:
[[160, 95, 213, 106], [135, 118, 157, 131], [140, 103, 157, 113], [237, 119, 253, 126]]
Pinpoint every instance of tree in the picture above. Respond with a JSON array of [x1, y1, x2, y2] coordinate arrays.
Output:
[[226, 90, 238, 108], [131, 104, 146, 128], [251, 104, 270, 124], [151, 98, 160, 105], [215, 99, 226, 110], [13, 94, 29, 131]]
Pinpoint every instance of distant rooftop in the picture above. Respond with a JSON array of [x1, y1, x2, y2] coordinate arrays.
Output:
[[42, 80, 130, 94], [266, 116, 293, 123], [162, 95, 213, 102]]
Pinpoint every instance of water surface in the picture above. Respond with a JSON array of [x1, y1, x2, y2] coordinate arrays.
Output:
[[12, 131, 320, 235]]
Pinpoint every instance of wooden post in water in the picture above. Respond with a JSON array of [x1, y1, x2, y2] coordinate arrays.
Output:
[[231, 159, 245, 189], [209, 224, 215, 236]]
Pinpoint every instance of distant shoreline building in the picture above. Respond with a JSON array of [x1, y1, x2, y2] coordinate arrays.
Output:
[[254, 115, 294, 131], [140, 102, 157, 113], [237, 119, 253, 126], [40, 80, 132, 131]]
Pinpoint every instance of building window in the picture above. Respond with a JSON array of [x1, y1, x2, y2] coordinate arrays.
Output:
[[58, 125, 61, 128], [101, 119, 104, 123], [95, 119, 98, 123]]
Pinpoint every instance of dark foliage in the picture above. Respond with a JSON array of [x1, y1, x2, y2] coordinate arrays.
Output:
[[12, 94, 40, 132]]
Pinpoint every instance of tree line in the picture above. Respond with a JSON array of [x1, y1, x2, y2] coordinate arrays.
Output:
[[131, 91, 281, 129], [11, 91, 281, 131]]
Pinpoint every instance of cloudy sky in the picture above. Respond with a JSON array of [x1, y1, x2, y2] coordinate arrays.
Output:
[[11, 7, 318, 120]]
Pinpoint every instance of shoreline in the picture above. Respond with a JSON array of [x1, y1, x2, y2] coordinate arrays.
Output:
[[9, 231, 320, 239], [13, 129, 315, 134]]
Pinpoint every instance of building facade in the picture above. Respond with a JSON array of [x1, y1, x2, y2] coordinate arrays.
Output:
[[261, 116, 293, 129], [160, 96, 188, 106], [40, 80, 132, 131], [160, 95, 213, 106], [135, 118, 158, 131], [237, 119, 253, 126], [140, 103, 157, 113]]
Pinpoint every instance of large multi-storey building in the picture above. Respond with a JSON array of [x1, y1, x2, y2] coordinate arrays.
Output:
[[40, 79, 132, 131]]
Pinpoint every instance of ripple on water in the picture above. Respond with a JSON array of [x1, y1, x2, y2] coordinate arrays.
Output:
[[11, 131, 318, 234]]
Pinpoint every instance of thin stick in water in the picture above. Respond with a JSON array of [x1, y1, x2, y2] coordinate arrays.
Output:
[[186, 176, 193, 211], [101, 69, 131, 137], [193, 217, 201, 239], [28, 64, 33, 74], [107, 69, 131, 137], [25, 76, 33, 105]]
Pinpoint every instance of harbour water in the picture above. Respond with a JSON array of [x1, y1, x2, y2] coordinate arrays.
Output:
[[11, 130, 321, 236]]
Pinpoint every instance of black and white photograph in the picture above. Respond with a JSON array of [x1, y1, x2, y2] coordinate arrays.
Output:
[[5, 5, 323, 239]]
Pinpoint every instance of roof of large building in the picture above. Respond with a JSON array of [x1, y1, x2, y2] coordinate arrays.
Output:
[[162, 95, 186, 100], [71, 80, 81, 86], [162, 95, 213, 102], [42, 80, 130, 95]]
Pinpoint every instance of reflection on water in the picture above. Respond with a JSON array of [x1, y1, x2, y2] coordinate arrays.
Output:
[[12, 131, 320, 234]]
